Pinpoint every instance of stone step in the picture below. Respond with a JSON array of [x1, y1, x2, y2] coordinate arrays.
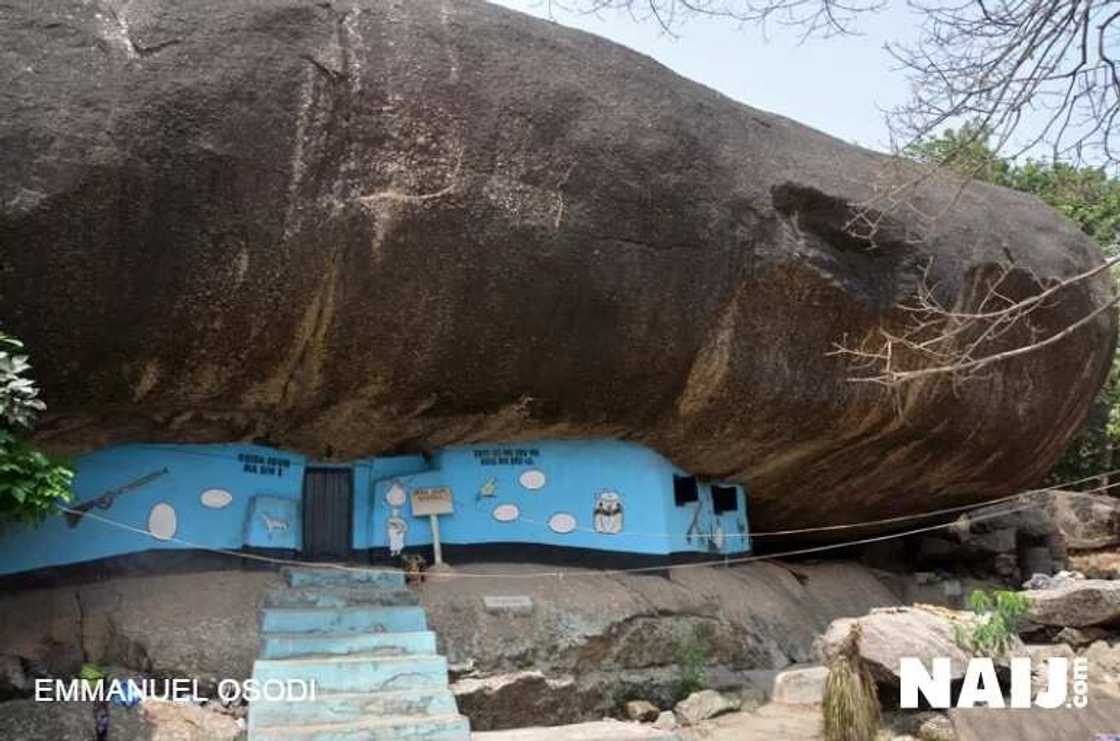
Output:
[[253, 653, 450, 693], [260, 606, 428, 635], [249, 714, 470, 740], [264, 586, 419, 609], [283, 567, 406, 590], [249, 687, 460, 728], [260, 630, 438, 660]]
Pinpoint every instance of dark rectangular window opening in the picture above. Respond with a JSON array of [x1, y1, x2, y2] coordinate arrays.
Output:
[[711, 485, 739, 514], [673, 475, 699, 506]]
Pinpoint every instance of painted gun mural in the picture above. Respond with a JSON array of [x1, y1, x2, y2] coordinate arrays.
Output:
[[63, 468, 169, 528]]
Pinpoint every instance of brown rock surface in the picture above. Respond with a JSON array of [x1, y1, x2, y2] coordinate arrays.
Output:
[[1024, 579, 1120, 627], [816, 606, 975, 683], [1040, 490, 1120, 550], [1, 0, 1114, 528]]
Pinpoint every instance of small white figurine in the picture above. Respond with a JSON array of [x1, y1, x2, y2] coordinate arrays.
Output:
[[387, 514, 408, 556]]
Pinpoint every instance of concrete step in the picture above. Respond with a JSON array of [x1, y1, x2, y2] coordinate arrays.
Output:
[[260, 606, 428, 635], [260, 630, 438, 660], [253, 653, 450, 693], [249, 714, 470, 740], [283, 567, 406, 590], [264, 586, 419, 609], [249, 687, 460, 727]]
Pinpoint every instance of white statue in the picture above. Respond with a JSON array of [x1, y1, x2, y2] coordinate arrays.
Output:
[[386, 513, 408, 556]]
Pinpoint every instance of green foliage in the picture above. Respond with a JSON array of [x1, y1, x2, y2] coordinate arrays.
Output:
[[0, 430, 73, 525], [78, 663, 106, 682], [0, 334, 46, 429], [673, 625, 710, 699], [911, 127, 1120, 489], [0, 331, 73, 525], [953, 589, 1032, 657], [823, 623, 880, 741]]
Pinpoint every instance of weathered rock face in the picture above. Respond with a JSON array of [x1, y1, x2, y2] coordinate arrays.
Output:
[[1025, 579, 1120, 627], [1042, 490, 1120, 550], [1, 0, 1114, 527]]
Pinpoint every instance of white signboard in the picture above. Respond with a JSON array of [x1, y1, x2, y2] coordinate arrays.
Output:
[[411, 487, 454, 516], [483, 595, 534, 615]]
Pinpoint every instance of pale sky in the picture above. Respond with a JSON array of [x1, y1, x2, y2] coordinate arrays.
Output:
[[489, 0, 923, 153]]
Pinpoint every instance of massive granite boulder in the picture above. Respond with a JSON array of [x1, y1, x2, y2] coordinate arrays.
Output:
[[0, 0, 1114, 529]]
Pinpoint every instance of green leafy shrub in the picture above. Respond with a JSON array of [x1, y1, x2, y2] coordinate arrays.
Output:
[[0, 334, 46, 428], [953, 589, 1032, 657], [0, 332, 73, 525], [78, 663, 105, 682], [823, 622, 880, 741], [673, 625, 710, 699], [0, 430, 73, 525]]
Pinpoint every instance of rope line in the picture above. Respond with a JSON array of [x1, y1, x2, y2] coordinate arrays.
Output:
[[57, 499, 1045, 581], [515, 472, 1120, 539], [48, 468, 1117, 581]]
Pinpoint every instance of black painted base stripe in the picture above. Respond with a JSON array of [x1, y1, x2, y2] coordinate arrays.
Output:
[[0, 543, 755, 590]]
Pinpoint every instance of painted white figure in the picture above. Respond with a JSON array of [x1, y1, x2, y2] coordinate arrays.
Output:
[[593, 491, 623, 534], [712, 522, 725, 551], [385, 482, 407, 508], [387, 514, 408, 556], [147, 503, 177, 541], [262, 513, 288, 534]]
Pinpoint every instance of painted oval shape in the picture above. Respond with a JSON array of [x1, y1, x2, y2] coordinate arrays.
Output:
[[148, 503, 177, 541], [385, 483, 407, 508], [492, 503, 520, 522], [518, 469, 547, 490], [200, 488, 232, 509], [548, 512, 577, 534]]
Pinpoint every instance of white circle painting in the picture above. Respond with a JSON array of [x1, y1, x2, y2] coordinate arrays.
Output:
[[200, 488, 233, 509], [492, 503, 520, 522], [385, 483, 407, 508], [519, 469, 546, 490], [148, 503, 177, 541], [548, 512, 577, 534]]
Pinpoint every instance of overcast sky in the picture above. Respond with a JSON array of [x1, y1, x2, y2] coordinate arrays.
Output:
[[489, 1, 923, 153]]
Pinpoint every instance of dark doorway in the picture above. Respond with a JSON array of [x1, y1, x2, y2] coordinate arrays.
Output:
[[302, 467, 354, 561]]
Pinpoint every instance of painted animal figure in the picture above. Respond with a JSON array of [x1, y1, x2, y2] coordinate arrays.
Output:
[[262, 514, 288, 533]]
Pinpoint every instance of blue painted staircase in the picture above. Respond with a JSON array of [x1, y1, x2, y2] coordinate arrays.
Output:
[[248, 567, 471, 740]]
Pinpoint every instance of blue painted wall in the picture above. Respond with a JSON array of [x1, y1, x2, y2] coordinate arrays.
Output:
[[367, 440, 750, 556], [0, 443, 307, 575], [0, 439, 749, 576]]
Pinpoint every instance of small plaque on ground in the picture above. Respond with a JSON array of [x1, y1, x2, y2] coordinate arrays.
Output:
[[483, 595, 533, 615]]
